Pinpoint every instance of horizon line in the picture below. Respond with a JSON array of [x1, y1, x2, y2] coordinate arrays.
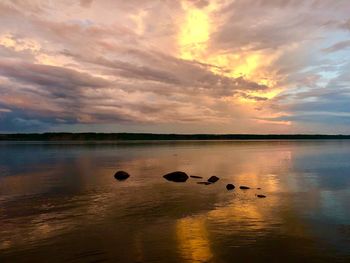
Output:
[[1, 132, 350, 136], [1, 133, 350, 141]]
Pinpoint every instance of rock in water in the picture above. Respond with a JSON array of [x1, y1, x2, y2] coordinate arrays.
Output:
[[190, 175, 203, 179], [257, 194, 266, 198], [226, 184, 235, 190], [208, 176, 219, 183], [197, 182, 212, 185], [240, 186, 250, 190], [163, 171, 189, 182], [114, 171, 130, 181]]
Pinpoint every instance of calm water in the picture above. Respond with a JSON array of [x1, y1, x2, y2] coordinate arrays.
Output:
[[1, 140, 350, 263]]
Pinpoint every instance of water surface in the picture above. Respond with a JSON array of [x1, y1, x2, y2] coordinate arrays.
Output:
[[1, 140, 350, 262]]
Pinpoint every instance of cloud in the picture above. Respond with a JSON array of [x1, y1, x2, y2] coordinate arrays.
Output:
[[186, 0, 210, 8], [0, 0, 350, 133], [0, 60, 109, 91], [0, 59, 241, 129], [263, 114, 350, 127], [80, 0, 93, 8], [323, 40, 350, 53]]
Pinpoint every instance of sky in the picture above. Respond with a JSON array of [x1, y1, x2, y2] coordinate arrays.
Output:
[[0, 0, 350, 134]]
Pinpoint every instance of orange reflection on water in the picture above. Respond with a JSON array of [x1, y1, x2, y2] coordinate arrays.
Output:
[[174, 146, 294, 254], [176, 216, 213, 263]]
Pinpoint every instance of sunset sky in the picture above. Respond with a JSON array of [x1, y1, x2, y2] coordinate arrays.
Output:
[[0, 0, 350, 133]]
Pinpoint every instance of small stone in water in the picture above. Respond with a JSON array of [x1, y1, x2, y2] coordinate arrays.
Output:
[[114, 171, 130, 181], [163, 171, 189, 182], [208, 176, 220, 183], [197, 182, 212, 185], [226, 184, 235, 190]]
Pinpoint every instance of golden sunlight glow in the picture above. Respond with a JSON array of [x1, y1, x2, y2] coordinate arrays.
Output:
[[257, 119, 292, 126], [208, 53, 260, 79], [178, 2, 282, 104], [179, 4, 210, 60], [176, 216, 213, 262], [0, 34, 41, 53]]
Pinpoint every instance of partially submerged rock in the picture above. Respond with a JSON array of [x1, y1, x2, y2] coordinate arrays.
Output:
[[197, 182, 212, 185], [190, 175, 203, 179], [114, 171, 130, 181], [239, 186, 250, 190], [163, 171, 189, 182], [257, 194, 266, 198], [226, 184, 235, 190], [208, 176, 220, 183]]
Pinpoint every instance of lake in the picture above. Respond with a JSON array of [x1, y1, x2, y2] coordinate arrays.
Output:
[[1, 140, 350, 262]]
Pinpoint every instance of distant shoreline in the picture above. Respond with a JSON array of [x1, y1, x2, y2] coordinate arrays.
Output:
[[1, 133, 350, 141]]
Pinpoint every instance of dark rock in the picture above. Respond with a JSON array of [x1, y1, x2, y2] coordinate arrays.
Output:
[[114, 171, 130, 181], [226, 184, 235, 190], [257, 194, 266, 198], [197, 182, 212, 185], [257, 188, 261, 190], [163, 171, 189, 182], [239, 186, 250, 190], [190, 175, 203, 179], [208, 176, 220, 183]]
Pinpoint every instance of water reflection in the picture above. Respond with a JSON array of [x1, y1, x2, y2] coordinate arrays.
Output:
[[176, 216, 212, 262], [0, 141, 350, 262]]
